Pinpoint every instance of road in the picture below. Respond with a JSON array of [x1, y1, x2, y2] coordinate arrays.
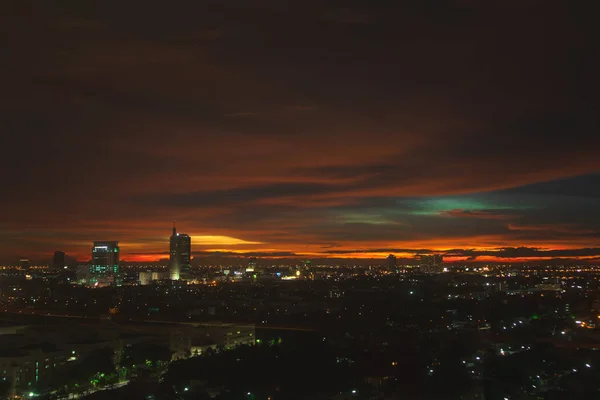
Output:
[[1, 307, 314, 331], [53, 380, 130, 400]]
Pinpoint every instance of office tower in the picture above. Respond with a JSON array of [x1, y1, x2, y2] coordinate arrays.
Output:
[[386, 254, 397, 272], [419, 254, 444, 273], [19, 258, 31, 270], [152, 271, 169, 281], [139, 271, 153, 285], [90, 241, 120, 285], [246, 258, 257, 272], [52, 251, 66, 269], [170, 223, 191, 280]]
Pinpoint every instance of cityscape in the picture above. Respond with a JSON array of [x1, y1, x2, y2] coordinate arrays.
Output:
[[3, 226, 600, 399], [1, 1, 596, 400]]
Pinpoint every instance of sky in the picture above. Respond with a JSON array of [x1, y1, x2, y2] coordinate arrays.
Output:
[[0, 1, 597, 264]]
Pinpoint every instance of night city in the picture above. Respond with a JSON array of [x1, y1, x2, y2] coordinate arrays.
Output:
[[0, 1, 597, 400]]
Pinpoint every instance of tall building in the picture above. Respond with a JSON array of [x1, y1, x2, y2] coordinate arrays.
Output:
[[52, 251, 66, 269], [19, 258, 30, 270], [386, 254, 397, 272], [419, 254, 444, 273], [170, 223, 191, 280], [139, 271, 153, 285], [90, 241, 120, 285]]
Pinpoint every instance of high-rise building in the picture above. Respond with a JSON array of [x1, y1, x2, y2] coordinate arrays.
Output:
[[139, 271, 153, 285], [91, 241, 120, 285], [170, 223, 191, 280], [419, 254, 444, 273], [152, 271, 169, 281], [386, 254, 397, 272], [52, 251, 66, 269], [19, 258, 30, 270]]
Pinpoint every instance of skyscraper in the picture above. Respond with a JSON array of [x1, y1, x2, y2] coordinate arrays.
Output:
[[91, 241, 120, 285], [170, 223, 191, 280], [52, 251, 66, 269], [386, 254, 397, 272], [419, 254, 444, 273], [19, 258, 30, 270]]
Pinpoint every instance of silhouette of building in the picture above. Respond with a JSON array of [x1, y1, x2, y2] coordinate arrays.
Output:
[[386, 254, 397, 272], [90, 241, 120, 285], [170, 223, 191, 280], [52, 251, 66, 269], [419, 254, 444, 273], [19, 258, 30, 270]]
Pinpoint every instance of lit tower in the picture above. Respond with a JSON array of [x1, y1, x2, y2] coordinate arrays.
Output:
[[91, 241, 120, 285], [386, 254, 397, 273], [170, 223, 191, 280]]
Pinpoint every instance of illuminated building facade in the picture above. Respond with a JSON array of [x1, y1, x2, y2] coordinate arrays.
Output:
[[90, 241, 120, 285], [170, 224, 191, 280], [420, 254, 444, 273], [139, 271, 153, 285]]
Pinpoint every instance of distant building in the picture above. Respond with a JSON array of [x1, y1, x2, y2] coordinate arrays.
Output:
[[170, 223, 191, 280], [52, 251, 66, 269], [170, 323, 256, 360], [420, 254, 444, 273], [0, 324, 147, 398], [152, 271, 169, 281], [90, 241, 120, 285], [139, 271, 153, 285], [386, 254, 397, 272], [246, 259, 257, 273], [75, 265, 91, 284], [19, 258, 30, 270]]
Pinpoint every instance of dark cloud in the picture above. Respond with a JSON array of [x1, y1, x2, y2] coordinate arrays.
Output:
[[438, 209, 516, 220], [0, 1, 597, 261], [194, 251, 299, 258], [320, 248, 434, 255], [505, 174, 600, 199], [128, 250, 299, 258], [445, 247, 600, 260], [141, 183, 335, 208]]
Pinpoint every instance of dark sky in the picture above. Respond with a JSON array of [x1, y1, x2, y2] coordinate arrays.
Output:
[[0, 0, 597, 263]]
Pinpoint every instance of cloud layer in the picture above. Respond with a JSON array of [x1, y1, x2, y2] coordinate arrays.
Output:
[[0, 1, 597, 263]]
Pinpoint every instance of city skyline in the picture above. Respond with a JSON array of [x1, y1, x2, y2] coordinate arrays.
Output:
[[1, 2, 597, 264]]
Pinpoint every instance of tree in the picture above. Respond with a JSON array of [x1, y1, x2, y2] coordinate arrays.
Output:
[[79, 347, 116, 378], [0, 379, 12, 399], [36, 347, 116, 394], [121, 343, 172, 369]]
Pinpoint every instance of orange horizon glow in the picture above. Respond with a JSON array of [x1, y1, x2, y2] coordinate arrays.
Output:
[[56, 240, 600, 264]]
